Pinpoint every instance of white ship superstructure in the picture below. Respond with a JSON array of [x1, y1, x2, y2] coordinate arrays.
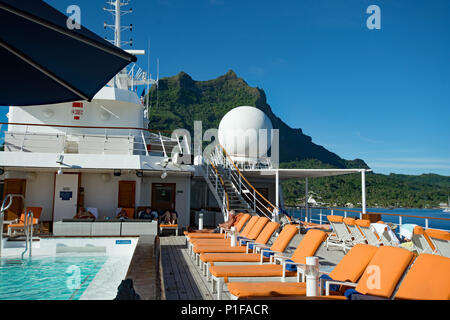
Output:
[[0, 1, 193, 227]]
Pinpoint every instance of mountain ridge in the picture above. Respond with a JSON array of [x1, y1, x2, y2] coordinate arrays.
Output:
[[147, 70, 368, 169]]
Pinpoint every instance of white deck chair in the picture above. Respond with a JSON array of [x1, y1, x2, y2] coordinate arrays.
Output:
[[425, 229, 450, 258], [372, 222, 400, 247], [343, 217, 366, 245], [355, 219, 382, 247], [411, 226, 435, 254], [326, 215, 352, 252]]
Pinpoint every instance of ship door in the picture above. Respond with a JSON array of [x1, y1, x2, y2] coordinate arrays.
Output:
[[53, 173, 79, 222], [2, 179, 26, 220], [152, 183, 176, 213], [118, 181, 136, 209]]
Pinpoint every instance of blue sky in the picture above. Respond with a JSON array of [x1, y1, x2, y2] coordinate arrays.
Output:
[[2, 0, 449, 176]]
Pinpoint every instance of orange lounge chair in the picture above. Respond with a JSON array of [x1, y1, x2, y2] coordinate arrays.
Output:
[[191, 217, 269, 252], [185, 214, 252, 242], [191, 219, 274, 266], [326, 215, 353, 253], [183, 212, 247, 235], [226, 243, 378, 299], [354, 219, 383, 247], [191, 216, 267, 247], [187, 215, 256, 254], [209, 229, 327, 299], [394, 253, 450, 300], [200, 224, 298, 278], [411, 226, 435, 254], [425, 228, 450, 258], [327, 246, 415, 300], [7, 207, 42, 236], [188, 215, 255, 247], [343, 217, 366, 245], [159, 223, 179, 236]]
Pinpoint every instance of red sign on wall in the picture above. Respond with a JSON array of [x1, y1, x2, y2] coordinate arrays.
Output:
[[72, 102, 83, 120]]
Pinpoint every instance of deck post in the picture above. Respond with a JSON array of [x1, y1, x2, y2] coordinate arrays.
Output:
[[305, 177, 309, 222], [361, 170, 366, 215]]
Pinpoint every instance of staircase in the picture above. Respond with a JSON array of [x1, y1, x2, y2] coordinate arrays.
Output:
[[202, 145, 277, 222]]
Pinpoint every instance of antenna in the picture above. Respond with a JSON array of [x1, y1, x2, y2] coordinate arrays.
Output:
[[156, 58, 160, 110], [103, 0, 133, 48]]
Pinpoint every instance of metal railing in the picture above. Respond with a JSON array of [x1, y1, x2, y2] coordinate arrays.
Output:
[[21, 210, 33, 259], [205, 160, 230, 221], [286, 206, 450, 236], [209, 145, 276, 220], [1, 122, 178, 157], [0, 194, 25, 258]]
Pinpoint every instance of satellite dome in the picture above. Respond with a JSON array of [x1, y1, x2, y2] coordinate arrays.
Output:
[[218, 106, 273, 161]]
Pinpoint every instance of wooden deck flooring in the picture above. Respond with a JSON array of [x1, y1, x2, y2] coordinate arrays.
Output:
[[159, 234, 345, 300], [160, 235, 220, 300]]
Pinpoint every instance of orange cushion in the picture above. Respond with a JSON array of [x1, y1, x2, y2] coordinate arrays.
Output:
[[290, 229, 327, 264], [187, 233, 226, 239], [209, 264, 296, 278], [270, 224, 298, 253], [343, 217, 356, 226], [20, 207, 42, 221], [254, 222, 279, 245], [395, 254, 450, 300], [200, 253, 269, 263], [233, 214, 251, 232], [246, 217, 269, 240], [327, 215, 343, 223], [160, 224, 178, 227], [356, 246, 414, 298], [329, 244, 378, 283], [355, 219, 371, 228], [194, 245, 247, 254], [190, 239, 231, 245], [425, 229, 450, 241], [227, 282, 307, 298], [239, 216, 259, 238]]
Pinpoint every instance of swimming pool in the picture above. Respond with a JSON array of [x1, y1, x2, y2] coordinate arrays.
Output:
[[0, 255, 107, 300]]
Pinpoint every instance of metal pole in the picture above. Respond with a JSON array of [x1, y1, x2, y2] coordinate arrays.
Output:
[[275, 169, 279, 208], [361, 170, 367, 215], [305, 177, 309, 222]]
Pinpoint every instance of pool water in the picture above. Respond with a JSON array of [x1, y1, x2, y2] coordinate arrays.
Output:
[[0, 255, 107, 300]]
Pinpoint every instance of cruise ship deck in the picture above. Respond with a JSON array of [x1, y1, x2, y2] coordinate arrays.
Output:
[[160, 233, 344, 300]]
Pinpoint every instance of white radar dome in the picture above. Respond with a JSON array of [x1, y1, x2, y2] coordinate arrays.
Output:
[[218, 106, 273, 161]]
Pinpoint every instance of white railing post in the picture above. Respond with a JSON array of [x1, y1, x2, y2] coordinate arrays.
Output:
[[344, 211, 347, 218], [425, 218, 429, 229], [331, 209, 334, 216], [398, 216, 403, 237], [253, 189, 256, 212], [20, 125, 28, 152], [319, 211, 322, 225]]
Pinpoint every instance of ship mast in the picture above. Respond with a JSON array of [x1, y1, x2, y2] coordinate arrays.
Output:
[[103, 0, 158, 119]]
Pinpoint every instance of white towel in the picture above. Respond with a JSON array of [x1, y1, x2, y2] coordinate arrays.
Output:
[[371, 223, 400, 246], [400, 224, 417, 240], [85, 207, 98, 218]]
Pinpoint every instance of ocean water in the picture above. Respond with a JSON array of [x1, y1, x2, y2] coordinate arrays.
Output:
[[289, 207, 450, 232], [0, 255, 107, 300]]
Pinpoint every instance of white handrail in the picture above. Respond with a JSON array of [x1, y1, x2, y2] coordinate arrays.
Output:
[[0, 194, 25, 258]]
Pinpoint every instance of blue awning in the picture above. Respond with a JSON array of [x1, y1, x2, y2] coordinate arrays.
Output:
[[0, 0, 137, 106]]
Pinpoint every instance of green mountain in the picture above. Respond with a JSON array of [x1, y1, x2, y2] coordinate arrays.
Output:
[[146, 70, 368, 168], [146, 70, 450, 208]]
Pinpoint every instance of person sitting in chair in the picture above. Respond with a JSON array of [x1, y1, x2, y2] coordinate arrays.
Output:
[[138, 207, 158, 220], [161, 210, 174, 224], [170, 210, 178, 224], [73, 207, 96, 220], [116, 208, 128, 220]]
